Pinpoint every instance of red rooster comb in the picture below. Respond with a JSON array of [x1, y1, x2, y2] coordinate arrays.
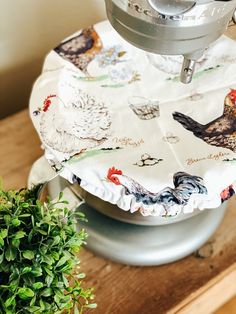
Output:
[[228, 89, 236, 102], [107, 167, 122, 180], [43, 94, 56, 112]]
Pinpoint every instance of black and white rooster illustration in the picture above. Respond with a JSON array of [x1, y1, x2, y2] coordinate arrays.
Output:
[[107, 167, 207, 212]]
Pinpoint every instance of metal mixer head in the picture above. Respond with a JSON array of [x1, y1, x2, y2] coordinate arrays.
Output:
[[105, 0, 236, 83]]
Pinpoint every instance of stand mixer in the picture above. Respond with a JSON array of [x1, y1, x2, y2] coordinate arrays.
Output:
[[105, 0, 236, 83], [28, 1, 236, 266]]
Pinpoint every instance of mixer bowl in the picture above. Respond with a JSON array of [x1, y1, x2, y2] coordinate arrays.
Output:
[[72, 184, 202, 226]]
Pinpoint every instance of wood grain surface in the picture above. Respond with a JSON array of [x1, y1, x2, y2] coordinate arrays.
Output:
[[215, 297, 236, 314], [1, 24, 236, 314]]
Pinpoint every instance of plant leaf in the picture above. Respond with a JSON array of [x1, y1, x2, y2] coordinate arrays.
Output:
[[56, 255, 69, 268], [12, 238, 20, 248], [21, 202, 29, 208], [58, 191, 63, 200], [18, 287, 35, 300], [85, 303, 97, 309], [38, 229, 48, 235], [5, 296, 15, 308], [74, 306, 79, 314], [42, 254, 54, 265], [23, 250, 35, 260], [19, 213, 31, 217], [0, 229, 8, 238], [52, 235, 61, 246], [51, 251, 59, 261], [0, 236, 4, 247], [31, 266, 42, 277], [62, 274, 68, 287], [12, 218, 21, 227], [76, 273, 86, 279], [22, 266, 32, 274], [39, 299, 45, 311], [4, 215, 11, 225], [14, 230, 26, 239], [45, 275, 53, 287], [43, 266, 53, 277], [41, 288, 53, 297], [30, 295, 36, 306], [24, 306, 41, 312], [5, 246, 17, 261], [33, 282, 44, 290]]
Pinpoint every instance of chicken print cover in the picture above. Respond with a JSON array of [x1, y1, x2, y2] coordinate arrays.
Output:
[[30, 20, 236, 217]]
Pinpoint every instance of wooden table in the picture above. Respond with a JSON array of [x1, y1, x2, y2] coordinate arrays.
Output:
[[1, 25, 236, 313]]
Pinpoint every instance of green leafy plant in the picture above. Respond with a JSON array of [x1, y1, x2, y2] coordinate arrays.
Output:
[[0, 186, 96, 313]]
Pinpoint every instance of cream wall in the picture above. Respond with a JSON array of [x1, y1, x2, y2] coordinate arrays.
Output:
[[0, 0, 106, 118]]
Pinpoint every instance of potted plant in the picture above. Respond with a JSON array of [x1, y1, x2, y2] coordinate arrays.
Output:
[[0, 185, 96, 313]]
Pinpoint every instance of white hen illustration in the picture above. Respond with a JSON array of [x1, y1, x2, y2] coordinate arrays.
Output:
[[39, 86, 111, 155]]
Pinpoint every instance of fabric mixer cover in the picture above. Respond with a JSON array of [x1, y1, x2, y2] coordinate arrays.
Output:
[[30, 21, 236, 218]]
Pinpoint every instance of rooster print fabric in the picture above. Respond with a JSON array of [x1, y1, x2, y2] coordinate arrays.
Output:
[[106, 168, 208, 216], [30, 21, 236, 217]]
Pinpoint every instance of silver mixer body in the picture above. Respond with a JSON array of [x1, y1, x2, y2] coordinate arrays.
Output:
[[105, 0, 236, 83]]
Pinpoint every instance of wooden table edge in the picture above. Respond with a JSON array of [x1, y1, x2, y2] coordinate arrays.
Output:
[[169, 263, 236, 313]]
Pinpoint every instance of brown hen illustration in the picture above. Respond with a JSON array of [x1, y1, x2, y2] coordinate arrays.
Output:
[[54, 26, 102, 76], [173, 89, 236, 152]]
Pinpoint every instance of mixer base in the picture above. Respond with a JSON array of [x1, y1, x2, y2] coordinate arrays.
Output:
[[76, 202, 225, 266], [28, 158, 226, 266]]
